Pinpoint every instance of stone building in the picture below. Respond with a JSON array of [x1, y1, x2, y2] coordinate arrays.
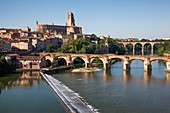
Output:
[[0, 28, 20, 39], [36, 12, 82, 35], [0, 39, 11, 53], [11, 40, 33, 52]]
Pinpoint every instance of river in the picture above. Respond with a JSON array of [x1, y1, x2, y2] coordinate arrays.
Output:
[[0, 71, 68, 113], [0, 60, 170, 113], [53, 60, 170, 113]]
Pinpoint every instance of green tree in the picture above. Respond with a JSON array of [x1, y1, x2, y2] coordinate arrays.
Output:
[[0, 56, 13, 76], [46, 44, 55, 53], [86, 44, 96, 54], [158, 41, 170, 56], [66, 38, 90, 53], [60, 44, 70, 53], [108, 38, 125, 55], [91, 34, 99, 41]]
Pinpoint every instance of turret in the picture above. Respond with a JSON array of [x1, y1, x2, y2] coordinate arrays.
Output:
[[66, 12, 75, 26], [36, 21, 38, 25]]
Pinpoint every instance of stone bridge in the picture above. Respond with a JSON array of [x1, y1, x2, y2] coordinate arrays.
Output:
[[40, 53, 170, 72], [118, 41, 162, 55]]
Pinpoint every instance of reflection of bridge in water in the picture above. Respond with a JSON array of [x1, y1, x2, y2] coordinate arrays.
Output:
[[102, 70, 170, 85], [41, 53, 170, 72]]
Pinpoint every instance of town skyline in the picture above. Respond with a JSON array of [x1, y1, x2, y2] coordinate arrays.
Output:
[[1, 0, 170, 39]]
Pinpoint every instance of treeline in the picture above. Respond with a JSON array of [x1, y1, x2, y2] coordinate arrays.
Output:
[[0, 56, 13, 76], [46, 34, 167, 55], [46, 34, 126, 55], [157, 41, 170, 56]]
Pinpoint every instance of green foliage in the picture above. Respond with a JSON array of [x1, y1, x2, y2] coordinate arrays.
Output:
[[108, 38, 125, 55], [60, 44, 70, 53], [60, 38, 96, 54], [126, 44, 133, 55], [86, 44, 96, 54], [141, 39, 150, 42], [91, 34, 99, 41], [92, 58, 103, 64], [99, 39, 105, 45], [46, 44, 55, 53], [55, 35, 126, 55], [158, 41, 170, 56], [0, 56, 13, 76]]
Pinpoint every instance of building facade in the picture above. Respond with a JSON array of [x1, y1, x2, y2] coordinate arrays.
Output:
[[36, 12, 82, 35]]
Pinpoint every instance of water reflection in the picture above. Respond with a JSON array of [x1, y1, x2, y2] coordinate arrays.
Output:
[[165, 73, 170, 84], [53, 60, 170, 113], [103, 70, 112, 80], [101, 69, 170, 86], [0, 71, 68, 113], [143, 71, 153, 85], [0, 71, 42, 90]]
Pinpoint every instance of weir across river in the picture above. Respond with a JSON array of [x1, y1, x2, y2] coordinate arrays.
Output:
[[40, 72, 99, 113]]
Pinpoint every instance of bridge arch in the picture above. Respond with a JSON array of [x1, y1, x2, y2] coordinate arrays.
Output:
[[153, 43, 160, 54], [109, 58, 123, 69], [57, 56, 67, 63], [134, 43, 142, 55], [150, 57, 169, 63], [129, 57, 145, 63], [125, 43, 133, 55], [72, 57, 85, 67], [150, 59, 166, 71], [41, 53, 54, 62], [57, 58, 67, 66], [46, 59, 52, 67], [90, 57, 104, 64], [143, 43, 152, 55], [90, 57, 104, 68]]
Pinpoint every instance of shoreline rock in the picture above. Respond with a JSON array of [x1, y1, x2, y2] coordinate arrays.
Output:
[[72, 68, 102, 72]]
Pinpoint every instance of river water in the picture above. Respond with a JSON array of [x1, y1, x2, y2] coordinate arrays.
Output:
[[53, 60, 170, 113], [0, 60, 170, 113], [0, 71, 68, 113]]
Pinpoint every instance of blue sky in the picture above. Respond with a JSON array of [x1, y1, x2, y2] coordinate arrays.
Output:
[[1, 0, 170, 39]]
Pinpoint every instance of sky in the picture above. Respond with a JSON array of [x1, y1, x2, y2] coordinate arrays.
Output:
[[1, 0, 170, 39]]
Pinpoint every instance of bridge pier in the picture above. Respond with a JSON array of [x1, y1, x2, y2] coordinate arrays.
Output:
[[103, 63, 110, 70], [67, 60, 73, 66], [123, 62, 131, 71], [151, 44, 154, 56], [144, 64, 152, 72], [85, 63, 91, 68], [142, 44, 144, 56], [27, 62, 31, 69], [123, 57, 131, 71], [144, 59, 152, 72], [132, 45, 135, 55], [166, 62, 170, 73]]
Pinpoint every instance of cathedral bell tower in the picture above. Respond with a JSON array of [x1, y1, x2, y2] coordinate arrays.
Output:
[[66, 12, 75, 26]]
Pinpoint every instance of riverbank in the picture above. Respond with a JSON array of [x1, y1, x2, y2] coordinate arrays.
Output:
[[72, 67, 102, 72], [40, 72, 99, 113]]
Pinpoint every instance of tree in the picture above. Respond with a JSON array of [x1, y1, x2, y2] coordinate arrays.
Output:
[[60, 44, 70, 53], [158, 41, 170, 56], [108, 38, 125, 55], [46, 44, 55, 53], [0, 56, 13, 76], [86, 44, 96, 54], [61, 38, 91, 54], [91, 34, 99, 41]]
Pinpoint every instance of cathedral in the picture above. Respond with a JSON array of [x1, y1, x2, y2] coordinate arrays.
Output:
[[36, 12, 82, 35]]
